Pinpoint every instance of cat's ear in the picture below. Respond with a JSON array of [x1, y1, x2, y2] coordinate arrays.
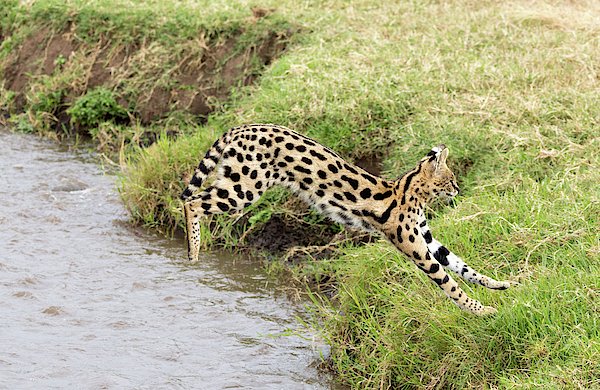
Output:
[[425, 144, 448, 171]]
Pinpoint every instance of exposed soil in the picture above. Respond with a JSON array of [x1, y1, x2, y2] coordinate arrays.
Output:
[[354, 152, 383, 176], [3, 24, 292, 125], [243, 214, 337, 255]]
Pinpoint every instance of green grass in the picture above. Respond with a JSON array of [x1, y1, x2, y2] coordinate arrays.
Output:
[[3, 0, 600, 388], [120, 1, 600, 387]]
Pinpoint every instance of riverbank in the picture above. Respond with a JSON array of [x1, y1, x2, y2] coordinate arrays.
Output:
[[2, 0, 599, 388]]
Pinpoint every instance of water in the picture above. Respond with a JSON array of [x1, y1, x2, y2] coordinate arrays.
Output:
[[0, 129, 332, 389]]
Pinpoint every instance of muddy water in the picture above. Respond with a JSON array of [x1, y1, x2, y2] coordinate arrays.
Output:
[[0, 129, 332, 389]]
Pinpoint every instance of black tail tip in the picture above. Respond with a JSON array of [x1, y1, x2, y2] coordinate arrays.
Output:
[[180, 188, 193, 200]]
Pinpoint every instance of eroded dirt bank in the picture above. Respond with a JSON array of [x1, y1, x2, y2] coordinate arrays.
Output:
[[0, 4, 293, 145]]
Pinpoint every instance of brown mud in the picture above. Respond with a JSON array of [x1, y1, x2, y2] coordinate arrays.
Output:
[[2, 23, 290, 125]]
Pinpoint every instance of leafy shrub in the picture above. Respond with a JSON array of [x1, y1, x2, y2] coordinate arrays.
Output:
[[67, 87, 127, 128]]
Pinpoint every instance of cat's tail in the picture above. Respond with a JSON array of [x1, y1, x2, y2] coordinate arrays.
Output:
[[180, 129, 235, 200]]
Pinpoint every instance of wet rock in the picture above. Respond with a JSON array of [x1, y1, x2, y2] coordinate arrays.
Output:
[[52, 177, 89, 192], [42, 306, 65, 316]]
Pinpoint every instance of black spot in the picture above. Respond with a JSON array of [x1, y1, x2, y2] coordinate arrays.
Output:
[[181, 188, 193, 200], [428, 263, 440, 274], [246, 191, 254, 201], [217, 188, 229, 199], [303, 177, 313, 185], [328, 164, 338, 173], [217, 202, 229, 212], [319, 183, 327, 190], [434, 246, 450, 266], [423, 231, 433, 244], [360, 188, 372, 199], [250, 170, 258, 180], [344, 164, 358, 174], [301, 157, 313, 165], [396, 226, 403, 242], [259, 137, 266, 145], [249, 145, 255, 152], [405, 223, 410, 231], [284, 156, 295, 163], [304, 139, 316, 146], [399, 213, 404, 222], [420, 220, 427, 227], [245, 154, 253, 161], [228, 198, 238, 207], [296, 145, 307, 152], [228, 149, 237, 157], [242, 166, 250, 175], [198, 161, 209, 174], [413, 251, 422, 260], [233, 184, 242, 192], [461, 266, 468, 275], [373, 190, 392, 200], [190, 174, 203, 187], [333, 180, 342, 188], [299, 182, 309, 191], [413, 227, 419, 236], [256, 153, 263, 161], [255, 181, 263, 189], [274, 136, 284, 143], [409, 235, 415, 243], [317, 170, 327, 179], [294, 165, 311, 174], [309, 149, 326, 160], [401, 164, 423, 205], [201, 203, 211, 210], [260, 162, 268, 169], [277, 162, 287, 168], [265, 139, 273, 148], [373, 199, 397, 225], [361, 173, 378, 185], [315, 190, 325, 197], [328, 200, 348, 211], [285, 143, 295, 150], [344, 192, 357, 202], [341, 175, 359, 190], [230, 173, 241, 182], [236, 154, 244, 163]]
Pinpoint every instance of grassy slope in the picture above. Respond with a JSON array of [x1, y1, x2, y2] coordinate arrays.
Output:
[[5, 0, 599, 388], [122, 1, 599, 388]]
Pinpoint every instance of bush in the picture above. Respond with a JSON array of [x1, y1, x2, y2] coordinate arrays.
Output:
[[67, 87, 127, 129]]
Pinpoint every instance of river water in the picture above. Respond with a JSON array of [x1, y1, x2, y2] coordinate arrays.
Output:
[[0, 129, 332, 389]]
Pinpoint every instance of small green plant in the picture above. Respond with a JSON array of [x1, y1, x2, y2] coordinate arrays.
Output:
[[67, 87, 128, 129]]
